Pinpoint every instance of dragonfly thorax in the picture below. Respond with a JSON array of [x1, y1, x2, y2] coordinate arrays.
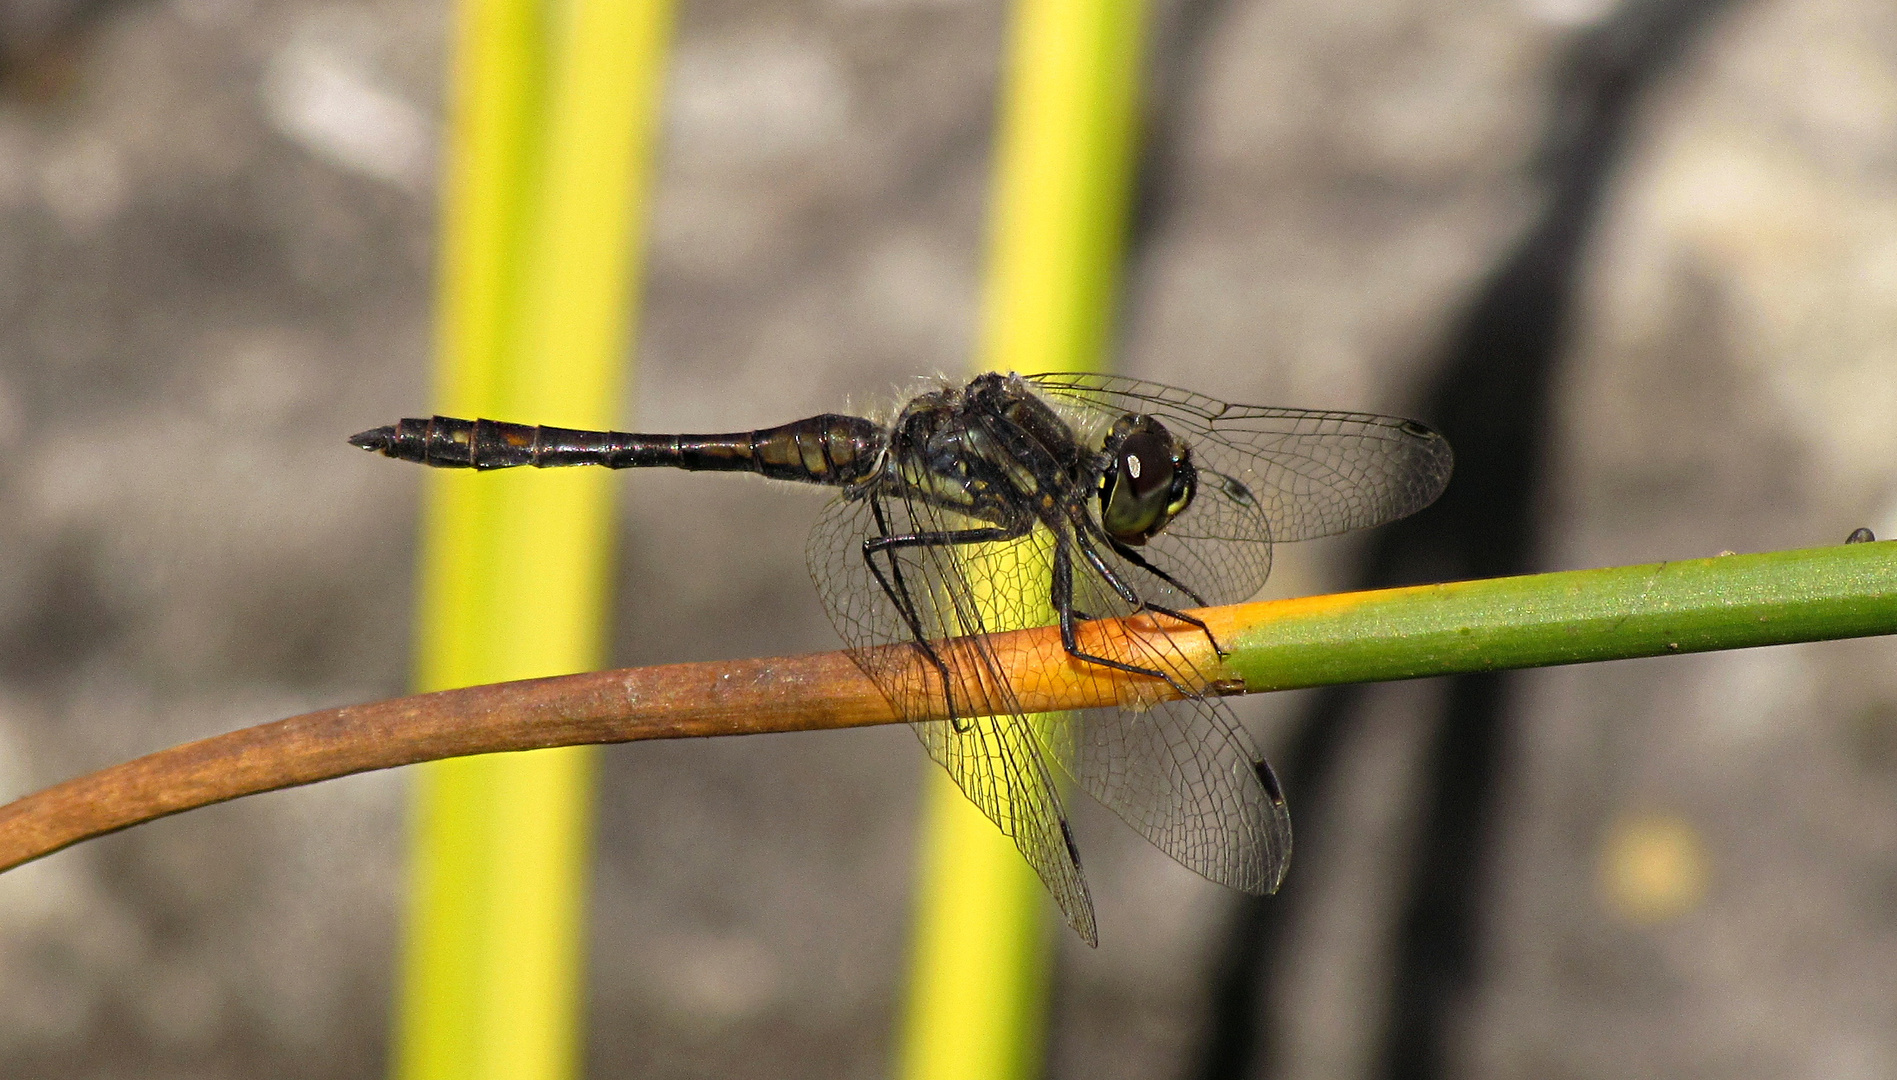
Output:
[[880, 374, 1101, 521]]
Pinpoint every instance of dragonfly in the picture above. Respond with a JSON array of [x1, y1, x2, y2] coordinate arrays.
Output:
[[350, 371, 1452, 943]]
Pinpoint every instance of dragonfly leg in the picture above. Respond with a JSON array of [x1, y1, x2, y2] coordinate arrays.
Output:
[[1052, 532, 1198, 699], [1100, 533, 1212, 608], [861, 497, 1031, 732], [862, 496, 960, 727], [1071, 505, 1217, 609], [1128, 602, 1224, 657], [1077, 510, 1220, 636], [1072, 526, 1227, 658]]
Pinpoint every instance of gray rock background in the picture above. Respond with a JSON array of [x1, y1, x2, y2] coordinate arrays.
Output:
[[0, 0, 1891, 1075]]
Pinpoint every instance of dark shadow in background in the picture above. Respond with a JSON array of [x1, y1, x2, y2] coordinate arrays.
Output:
[[0, 0, 136, 100], [1122, 0, 1746, 1077]]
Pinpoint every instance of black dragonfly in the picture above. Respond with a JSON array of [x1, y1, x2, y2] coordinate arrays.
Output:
[[351, 371, 1452, 943]]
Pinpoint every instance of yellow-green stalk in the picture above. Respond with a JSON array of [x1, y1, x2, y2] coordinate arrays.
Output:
[[395, 0, 674, 1076], [899, 0, 1151, 1073]]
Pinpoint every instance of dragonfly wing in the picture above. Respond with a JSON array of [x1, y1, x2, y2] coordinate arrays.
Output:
[[1038, 696, 1291, 894], [909, 708, 1097, 944], [1035, 537, 1292, 892], [1025, 371, 1454, 547], [808, 490, 1098, 943], [804, 371, 1424, 923]]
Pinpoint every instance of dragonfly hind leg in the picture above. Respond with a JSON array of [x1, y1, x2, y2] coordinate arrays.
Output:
[[861, 496, 1032, 732]]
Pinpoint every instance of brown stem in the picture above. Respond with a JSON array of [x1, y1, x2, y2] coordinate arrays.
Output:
[[0, 615, 1192, 874], [0, 650, 895, 874]]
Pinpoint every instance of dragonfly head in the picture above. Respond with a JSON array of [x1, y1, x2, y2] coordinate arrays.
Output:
[[1098, 415, 1195, 545]]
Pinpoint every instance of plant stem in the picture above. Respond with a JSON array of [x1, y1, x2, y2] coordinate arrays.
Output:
[[0, 540, 1889, 876]]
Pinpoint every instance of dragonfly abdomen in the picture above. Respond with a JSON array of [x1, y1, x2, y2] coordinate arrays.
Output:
[[349, 414, 885, 485]]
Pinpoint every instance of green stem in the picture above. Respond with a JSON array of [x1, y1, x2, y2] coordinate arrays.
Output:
[[1220, 541, 1897, 691]]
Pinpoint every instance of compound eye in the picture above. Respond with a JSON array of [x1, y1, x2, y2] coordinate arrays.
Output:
[[1100, 427, 1185, 544]]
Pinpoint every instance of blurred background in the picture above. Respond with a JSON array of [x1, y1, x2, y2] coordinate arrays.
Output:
[[0, 0, 1895, 1074]]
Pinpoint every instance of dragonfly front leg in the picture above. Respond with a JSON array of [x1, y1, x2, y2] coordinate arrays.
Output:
[[1097, 531, 1212, 608], [861, 499, 1032, 731]]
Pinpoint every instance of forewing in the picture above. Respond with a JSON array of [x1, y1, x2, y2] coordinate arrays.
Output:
[[1001, 370, 1446, 886], [1026, 371, 1454, 547], [808, 491, 1098, 943]]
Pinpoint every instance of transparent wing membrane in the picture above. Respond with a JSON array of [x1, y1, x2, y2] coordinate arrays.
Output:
[[797, 373, 1449, 940], [1055, 550, 1292, 893], [1027, 372, 1454, 548], [811, 495, 1098, 943], [804, 374, 1451, 939], [358, 372, 1450, 942]]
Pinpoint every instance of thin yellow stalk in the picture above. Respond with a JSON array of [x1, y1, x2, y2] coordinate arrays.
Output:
[[901, 0, 1151, 1072], [396, 0, 673, 1075]]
